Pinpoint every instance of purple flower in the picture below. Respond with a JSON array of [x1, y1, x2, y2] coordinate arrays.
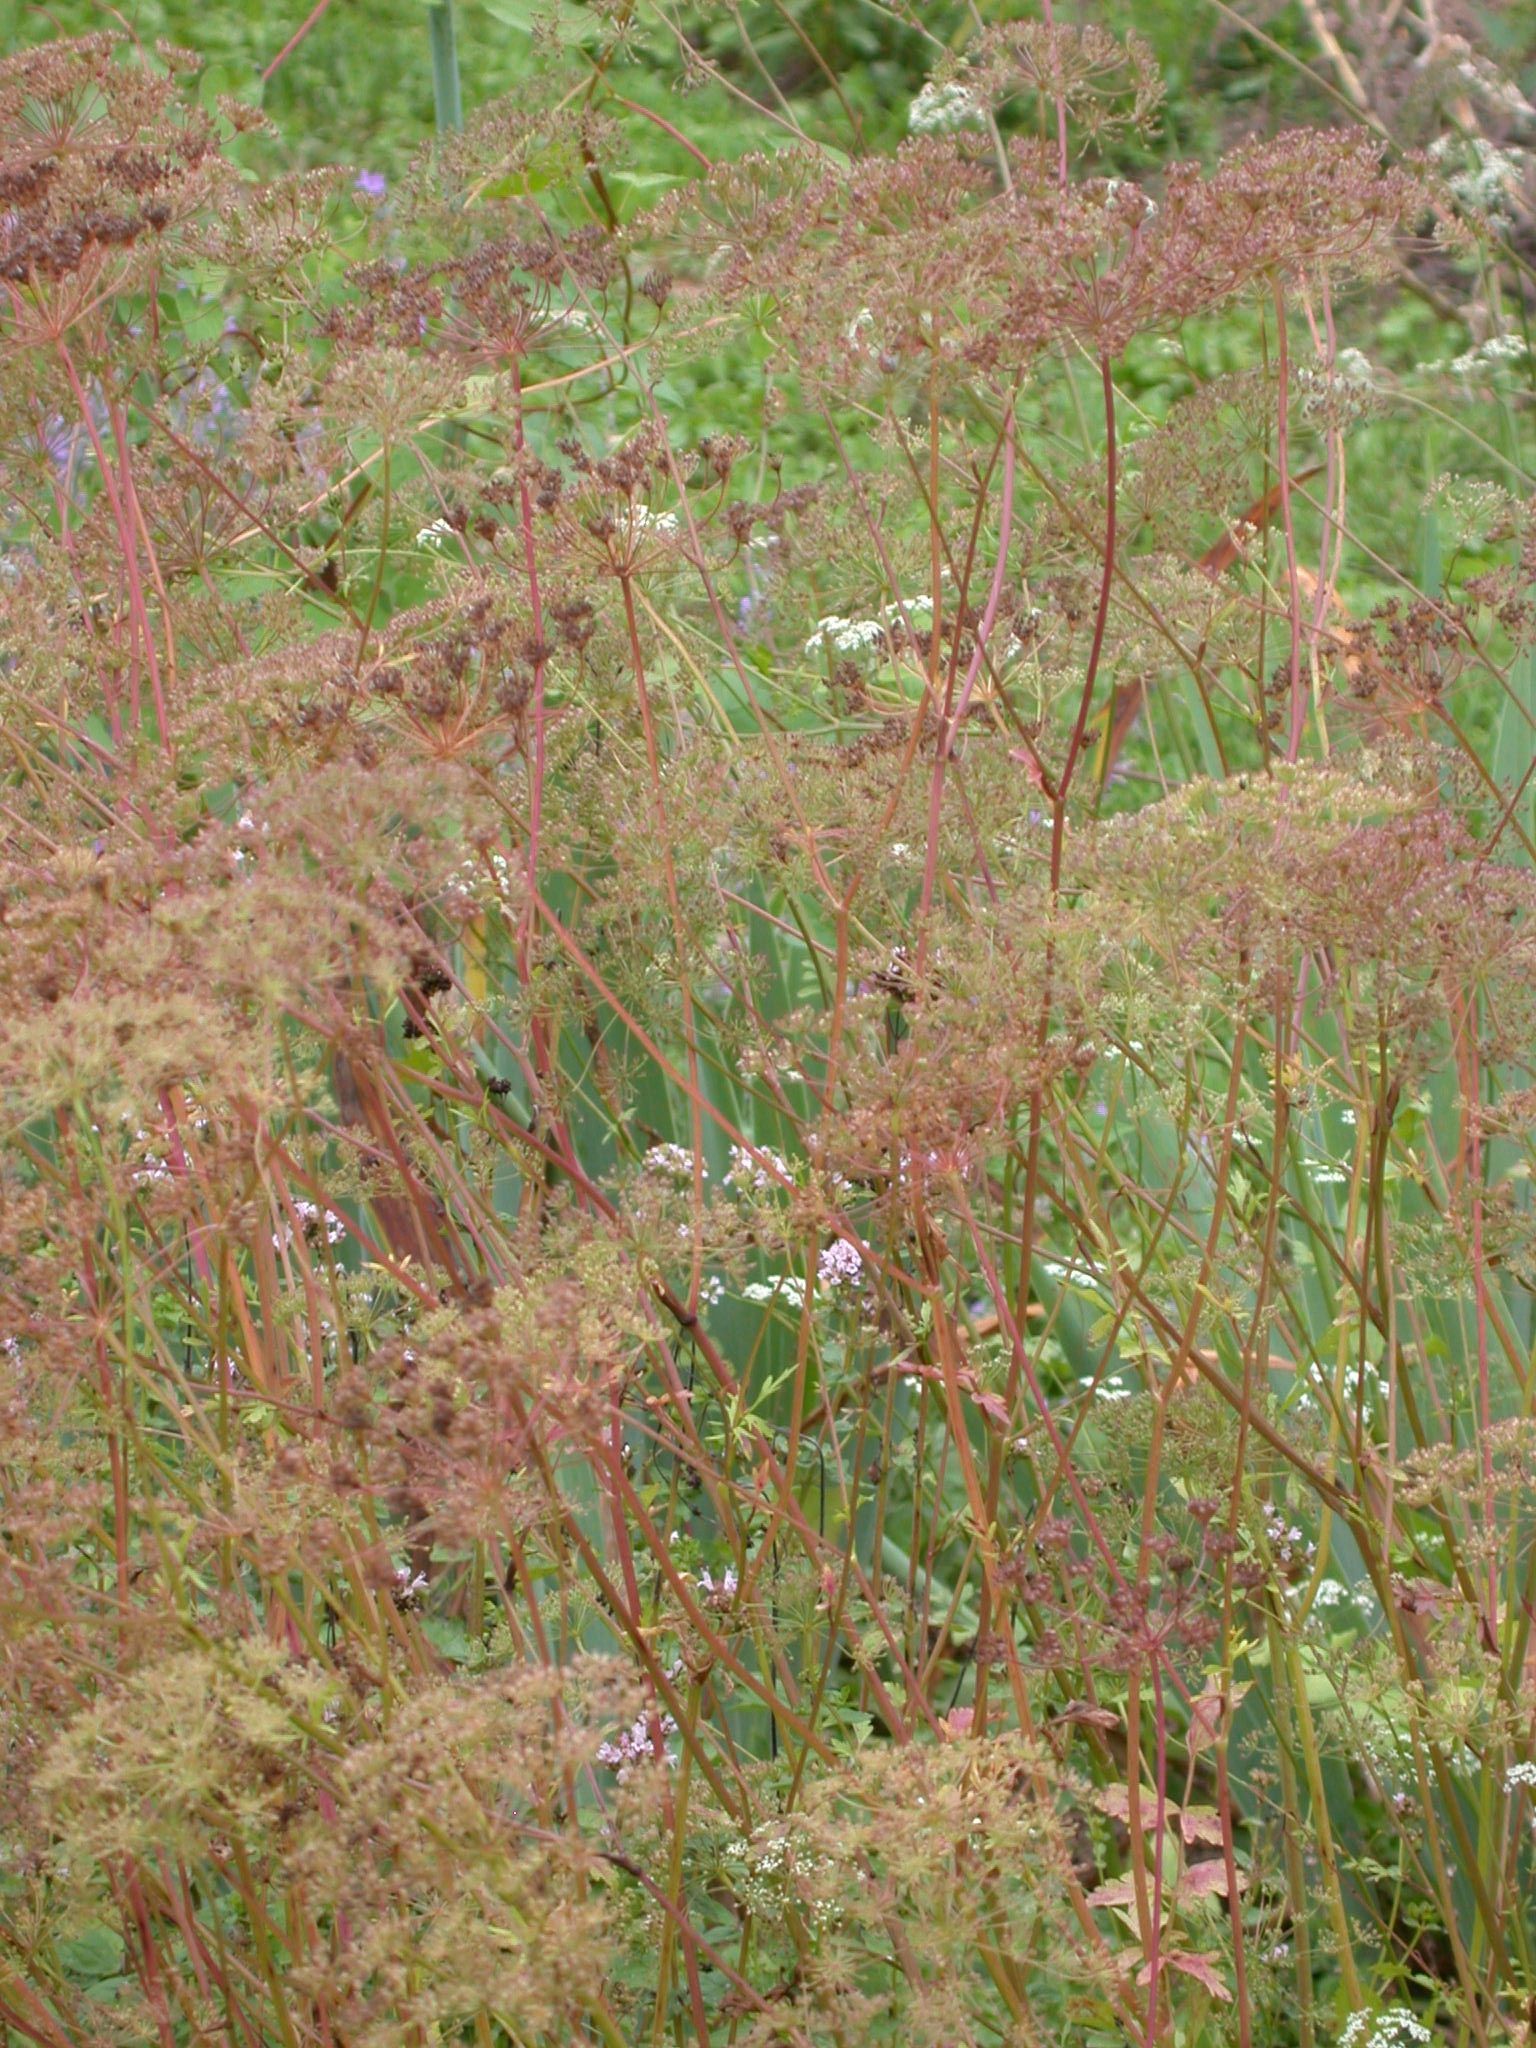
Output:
[[596, 1709, 678, 1778], [41, 414, 78, 476], [354, 169, 387, 201], [818, 1240, 864, 1290], [169, 368, 239, 453]]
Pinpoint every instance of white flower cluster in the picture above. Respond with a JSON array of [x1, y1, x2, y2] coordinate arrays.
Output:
[[1451, 332, 1529, 379], [1339, 2008, 1432, 2048], [817, 1240, 864, 1290], [273, 1198, 347, 1251], [1079, 1372, 1132, 1403], [896, 1145, 944, 1185], [596, 1708, 678, 1778], [1098, 176, 1158, 224], [728, 1826, 790, 1914], [416, 518, 455, 549], [1298, 347, 1379, 426], [1264, 1500, 1315, 1569], [1302, 1357, 1381, 1407], [449, 847, 518, 916], [1504, 1759, 1536, 1791], [1430, 133, 1525, 218], [742, 1273, 807, 1309], [698, 1565, 738, 1605], [129, 1129, 172, 1188], [805, 614, 886, 659], [630, 504, 679, 540], [725, 1142, 791, 1192], [908, 78, 983, 134], [644, 1142, 705, 1181], [228, 809, 269, 874]]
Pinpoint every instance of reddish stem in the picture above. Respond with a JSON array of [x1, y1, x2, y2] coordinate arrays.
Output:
[[261, 0, 341, 82], [1052, 350, 1118, 859], [1273, 280, 1308, 763]]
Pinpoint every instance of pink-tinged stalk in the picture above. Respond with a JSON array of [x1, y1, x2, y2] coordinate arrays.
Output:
[[1468, 1069, 1500, 1648], [1144, 1658, 1170, 2047], [52, 338, 171, 754], [948, 410, 1017, 743], [919, 409, 1016, 931], [1313, 282, 1343, 682], [107, 394, 174, 753], [1053, 352, 1118, 837], [1040, 0, 1071, 191], [1273, 282, 1308, 764], [512, 361, 547, 979], [158, 1088, 214, 1288], [261, 0, 341, 80]]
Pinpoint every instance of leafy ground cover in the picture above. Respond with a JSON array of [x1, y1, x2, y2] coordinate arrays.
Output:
[[4, 5, 1536, 2046]]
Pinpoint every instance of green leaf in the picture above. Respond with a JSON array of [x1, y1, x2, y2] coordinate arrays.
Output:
[[421, 1614, 475, 1664], [57, 1924, 125, 1984], [475, 0, 601, 46]]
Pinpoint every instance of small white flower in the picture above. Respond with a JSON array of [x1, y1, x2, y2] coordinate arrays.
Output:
[[273, 1198, 346, 1250], [742, 1274, 807, 1309], [643, 1142, 705, 1181], [131, 1143, 172, 1188], [725, 1142, 790, 1193], [631, 504, 679, 540], [908, 78, 983, 134], [1505, 1759, 1536, 1791], [1373, 2010, 1430, 2048], [415, 518, 455, 549], [1430, 132, 1525, 218], [805, 614, 886, 660]]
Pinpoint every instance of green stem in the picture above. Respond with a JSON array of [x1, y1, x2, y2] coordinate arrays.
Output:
[[427, 0, 463, 133]]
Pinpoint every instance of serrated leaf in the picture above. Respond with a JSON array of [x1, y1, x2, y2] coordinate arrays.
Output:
[[1137, 1951, 1232, 2000], [1086, 1874, 1139, 1909], [1178, 1805, 1227, 1847]]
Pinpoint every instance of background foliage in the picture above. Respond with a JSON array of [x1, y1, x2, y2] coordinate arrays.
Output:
[[4, 4, 1536, 2046]]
